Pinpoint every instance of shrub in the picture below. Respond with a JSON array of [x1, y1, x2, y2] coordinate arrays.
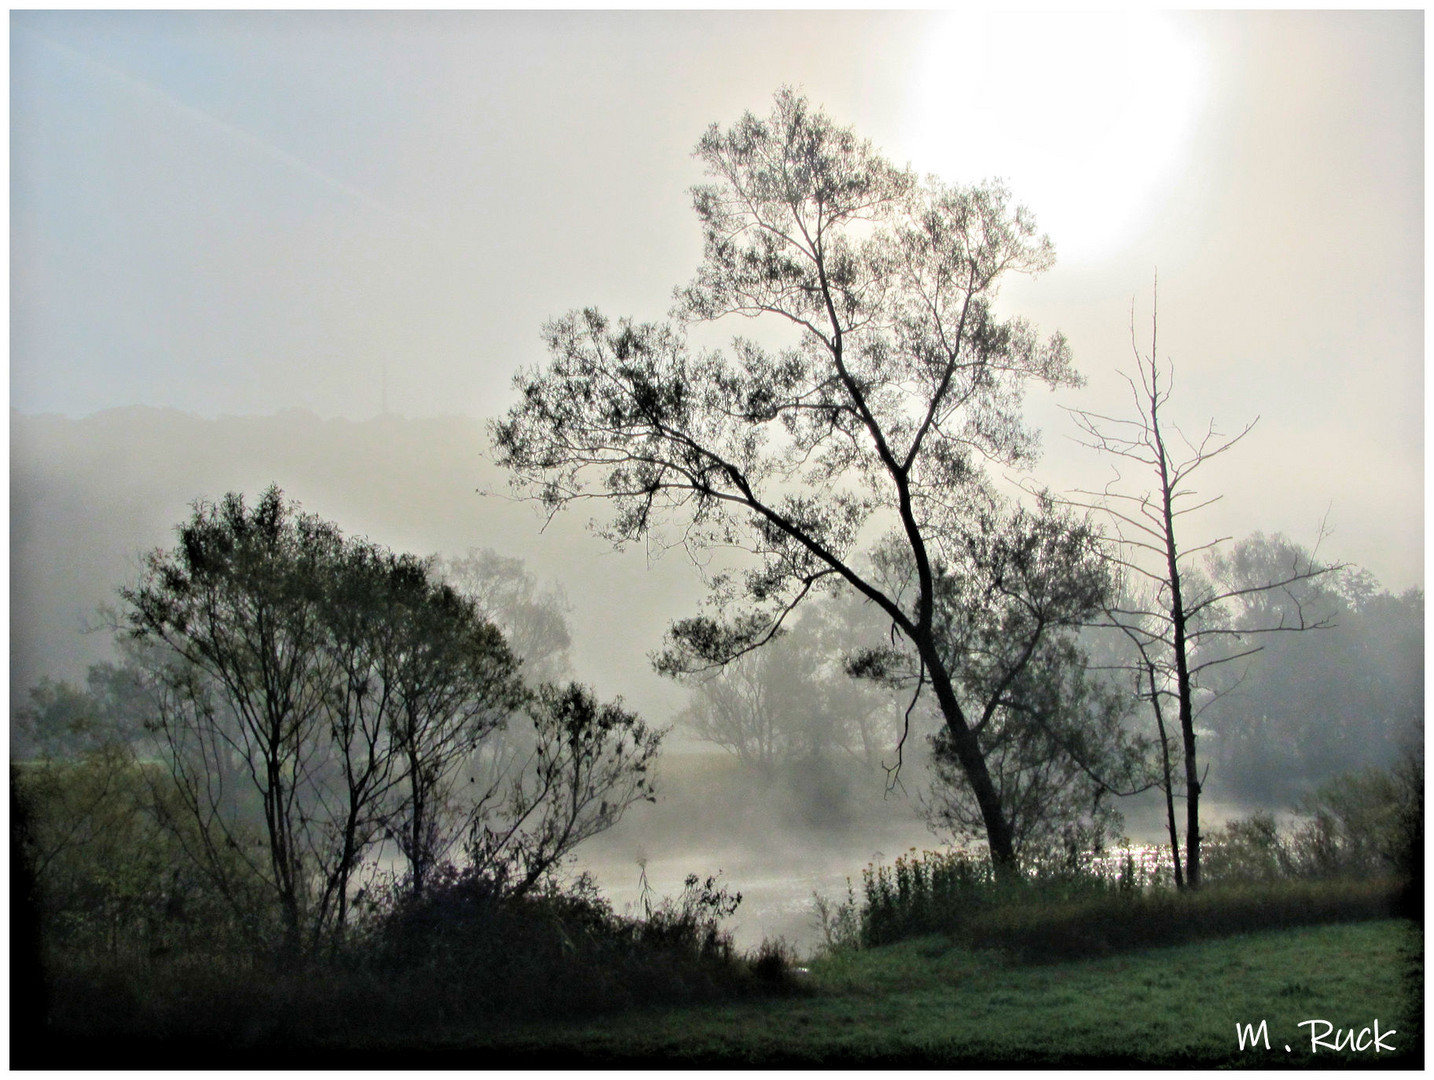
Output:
[[13, 756, 272, 964], [30, 863, 792, 1059], [636, 872, 741, 963], [1203, 753, 1424, 891], [749, 936, 803, 989], [1202, 813, 1298, 884], [849, 842, 1408, 959], [356, 864, 777, 1027], [811, 882, 861, 954], [855, 843, 1166, 948]]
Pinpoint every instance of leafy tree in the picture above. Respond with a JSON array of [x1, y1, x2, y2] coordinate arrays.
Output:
[[675, 593, 902, 775], [433, 548, 576, 828], [854, 498, 1153, 858], [1200, 541, 1422, 803], [677, 646, 789, 774], [121, 487, 346, 950], [119, 487, 651, 954], [13, 680, 104, 761], [120, 487, 527, 949], [468, 681, 662, 897], [493, 88, 1080, 874], [377, 554, 527, 899], [309, 542, 409, 938], [1201, 749, 1423, 891], [12, 660, 155, 762], [923, 635, 1138, 862]]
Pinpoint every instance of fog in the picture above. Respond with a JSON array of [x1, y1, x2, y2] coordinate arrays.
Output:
[[10, 12, 1423, 949], [11, 408, 1420, 947]]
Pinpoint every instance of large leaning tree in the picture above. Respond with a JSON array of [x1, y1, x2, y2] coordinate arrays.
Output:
[[493, 89, 1082, 874]]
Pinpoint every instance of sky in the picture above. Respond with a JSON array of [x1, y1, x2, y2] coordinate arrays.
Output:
[[10, 9, 1425, 593]]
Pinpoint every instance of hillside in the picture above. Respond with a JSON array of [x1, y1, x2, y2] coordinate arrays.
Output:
[[10, 407, 701, 721]]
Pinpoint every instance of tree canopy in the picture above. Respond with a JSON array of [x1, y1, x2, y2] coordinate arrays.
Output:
[[119, 486, 657, 949], [494, 88, 1092, 870]]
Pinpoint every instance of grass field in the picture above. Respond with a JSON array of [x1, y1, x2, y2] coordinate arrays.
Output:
[[380, 918, 1420, 1068]]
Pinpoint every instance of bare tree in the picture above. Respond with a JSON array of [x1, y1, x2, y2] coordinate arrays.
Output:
[[1064, 285, 1337, 888]]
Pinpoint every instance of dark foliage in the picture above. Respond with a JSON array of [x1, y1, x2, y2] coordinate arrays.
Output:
[[362, 863, 802, 1023], [964, 878, 1408, 963], [854, 755, 1422, 959], [25, 864, 799, 1064], [854, 844, 1408, 961]]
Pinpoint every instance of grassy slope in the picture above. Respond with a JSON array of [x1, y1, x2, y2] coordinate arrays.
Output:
[[439, 919, 1421, 1068]]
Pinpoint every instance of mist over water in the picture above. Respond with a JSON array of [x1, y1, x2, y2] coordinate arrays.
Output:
[[11, 409, 1423, 954], [566, 753, 1249, 952]]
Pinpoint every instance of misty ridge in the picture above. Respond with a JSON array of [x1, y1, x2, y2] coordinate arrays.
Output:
[[16, 405, 1418, 810], [11, 406, 696, 713]]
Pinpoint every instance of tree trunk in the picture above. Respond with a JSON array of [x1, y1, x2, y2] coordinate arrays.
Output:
[[1151, 364, 1202, 890], [1166, 529, 1200, 888], [1179, 682, 1201, 888], [1146, 659, 1185, 890], [926, 660, 1018, 876]]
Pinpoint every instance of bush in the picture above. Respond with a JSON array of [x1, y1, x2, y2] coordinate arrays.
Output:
[[354, 864, 789, 1027], [1203, 754, 1424, 893], [856, 843, 1163, 948], [1202, 813, 1298, 884], [749, 936, 803, 989], [29, 863, 793, 1060], [13, 756, 272, 964], [811, 882, 862, 954]]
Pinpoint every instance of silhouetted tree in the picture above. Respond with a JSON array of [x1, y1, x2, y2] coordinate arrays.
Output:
[[493, 88, 1080, 875], [1065, 289, 1336, 888], [468, 681, 662, 897], [122, 488, 346, 950], [378, 556, 526, 899], [120, 488, 653, 955], [433, 548, 576, 824], [854, 498, 1153, 858], [120, 488, 527, 948]]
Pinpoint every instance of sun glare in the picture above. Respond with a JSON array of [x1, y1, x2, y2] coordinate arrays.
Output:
[[902, 11, 1207, 264]]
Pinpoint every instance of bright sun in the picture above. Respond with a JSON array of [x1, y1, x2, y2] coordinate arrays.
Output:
[[902, 10, 1207, 264]]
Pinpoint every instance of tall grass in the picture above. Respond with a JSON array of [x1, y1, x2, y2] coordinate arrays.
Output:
[[858, 846, 1156, 947], [848, 845, 1409, 960]]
